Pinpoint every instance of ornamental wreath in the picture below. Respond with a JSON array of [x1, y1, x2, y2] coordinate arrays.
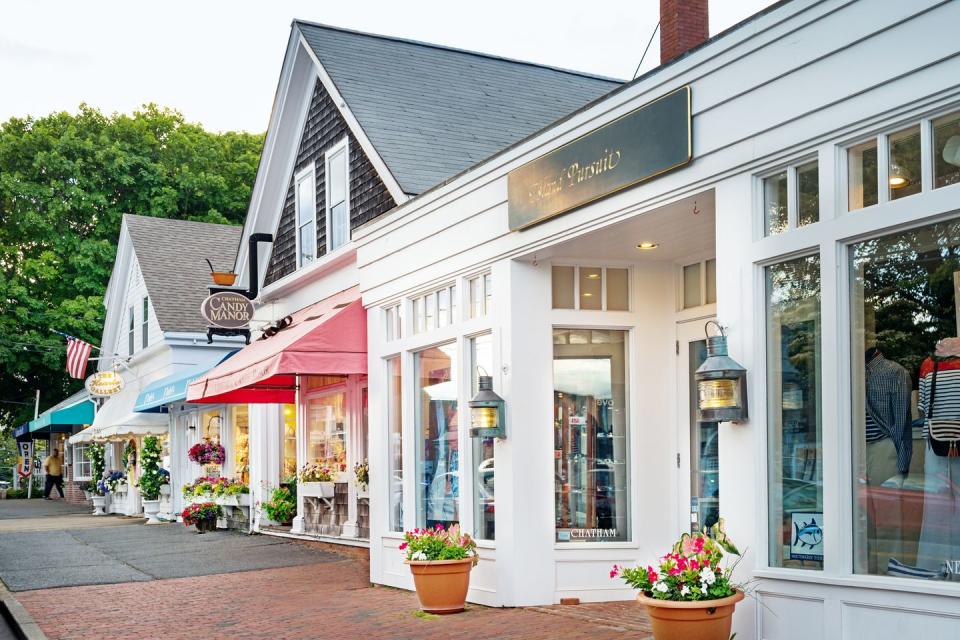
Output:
[[188, 441, 226, 465]]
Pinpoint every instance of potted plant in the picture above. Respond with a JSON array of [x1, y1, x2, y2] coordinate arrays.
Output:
[[83, 481, 95, 501], [354, 459, 369, 498], [188, 441, 226, 466], [106, 470, 127, 494], [298, 462, 335, 498], [158, 468, 171, 498], [611, 519, 744, 640], [138, 436, 163, 524], [261, 486, 296, 525], [181, 502, 221, 533], [87, 444, 108, 515], [401, 524, 479, 614]]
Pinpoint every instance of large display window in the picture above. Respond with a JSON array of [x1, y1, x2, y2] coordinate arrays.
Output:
[[232, 406, 249, 484], [850, 219, 960, 580], [306, 390, 347, 470], [282, 404, 297, 480], [415, 343, 459, 529], [387, 357, 403, 531], [766, 254, 823, 570], [553, 328, 629, 543]]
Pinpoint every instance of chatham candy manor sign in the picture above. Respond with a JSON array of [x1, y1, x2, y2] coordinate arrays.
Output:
[[201, 291, 255, 330]]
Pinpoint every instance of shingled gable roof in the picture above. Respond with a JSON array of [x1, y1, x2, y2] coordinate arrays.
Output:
[[296, 20, 623, 196], [123, 215, 242, 334]]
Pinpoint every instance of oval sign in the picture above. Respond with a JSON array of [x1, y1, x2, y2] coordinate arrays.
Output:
[[201, 291, 254, 329], [86, 370, 125, 398]]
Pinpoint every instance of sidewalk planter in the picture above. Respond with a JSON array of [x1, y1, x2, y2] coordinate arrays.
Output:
[[637, 590, 744, 640], [300, 481, 334, 499], [406, 558, 477, 614], [142, 499, 162, 525], [91, 495, 108, 516]]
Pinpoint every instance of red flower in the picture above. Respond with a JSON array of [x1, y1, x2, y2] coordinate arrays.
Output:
[[647, 567, 658, 582], [399, 542, 408, 550], [609, 564, 619, 579]]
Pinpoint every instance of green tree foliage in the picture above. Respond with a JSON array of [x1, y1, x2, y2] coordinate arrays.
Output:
[[138, 436, 163, 500], [0, 105, 263, 430]]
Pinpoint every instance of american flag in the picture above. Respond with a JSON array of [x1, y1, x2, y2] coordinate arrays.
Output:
[[65, 337, 93, 379]]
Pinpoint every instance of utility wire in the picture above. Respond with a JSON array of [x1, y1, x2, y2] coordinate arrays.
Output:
[[632, 21, 660, 80]]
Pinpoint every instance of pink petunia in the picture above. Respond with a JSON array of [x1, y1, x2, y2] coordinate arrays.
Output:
[[399, 542, 408, 550]]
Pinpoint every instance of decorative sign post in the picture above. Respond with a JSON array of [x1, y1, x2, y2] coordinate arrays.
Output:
[[507, 86, 692, 231]]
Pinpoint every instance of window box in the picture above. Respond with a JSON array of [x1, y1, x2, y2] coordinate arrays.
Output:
[[300, 481, 335, 499]]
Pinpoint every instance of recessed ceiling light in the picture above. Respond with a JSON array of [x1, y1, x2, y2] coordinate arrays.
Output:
[[582, 292, 594, 297], [636, 242, 659, 250], [586, 273, 600, 279]]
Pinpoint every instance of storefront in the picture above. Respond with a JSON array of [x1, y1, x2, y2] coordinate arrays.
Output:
[[187, 287, 370, 542], [353, 1, 960, 636]]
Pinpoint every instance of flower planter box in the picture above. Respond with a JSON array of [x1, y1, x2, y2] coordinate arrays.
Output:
[[357, 485, 369, 499], [406, 558, 477, 614], [215, 494, 252, 508], [637, 590, 744, 640], [300, 481, 334, 499]]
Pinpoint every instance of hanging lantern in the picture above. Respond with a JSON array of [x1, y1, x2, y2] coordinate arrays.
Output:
[[694, 321, 748, 423], [469, 375, 506, 439]]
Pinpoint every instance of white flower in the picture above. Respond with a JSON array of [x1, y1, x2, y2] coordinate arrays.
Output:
[[654, 581, 669, 593], [680, 585, 690, 596], [699, 567, 716, 585], [412, 551, 427, 561]]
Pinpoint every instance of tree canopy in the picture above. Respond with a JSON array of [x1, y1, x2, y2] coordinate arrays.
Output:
[[0, 104, 263, 429]]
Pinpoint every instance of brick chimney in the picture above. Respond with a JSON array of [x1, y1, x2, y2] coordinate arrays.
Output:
[[660, 0, 709, 65]]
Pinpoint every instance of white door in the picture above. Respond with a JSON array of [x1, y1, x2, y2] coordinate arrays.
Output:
[[676, 318, 721, 535]]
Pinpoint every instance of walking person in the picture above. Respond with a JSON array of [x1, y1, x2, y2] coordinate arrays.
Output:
[[44, 448, 64, 500]]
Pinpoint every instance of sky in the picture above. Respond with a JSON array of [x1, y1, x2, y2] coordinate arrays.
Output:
[[0, 1, 774, 133]]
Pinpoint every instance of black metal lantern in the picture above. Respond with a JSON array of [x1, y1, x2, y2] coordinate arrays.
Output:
[[694, 321, 748, 423], [469, 375, 506, 439]]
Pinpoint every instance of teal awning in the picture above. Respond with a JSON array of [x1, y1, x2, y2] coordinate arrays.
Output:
[[134, 353, 236, 413], [29, 396, 95, 434]]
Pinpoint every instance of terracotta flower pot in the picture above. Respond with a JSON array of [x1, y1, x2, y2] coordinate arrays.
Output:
[[637, 590, 744, 640], [405, 557, 476, 614]]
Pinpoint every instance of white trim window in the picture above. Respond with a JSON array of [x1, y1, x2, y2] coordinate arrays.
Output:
[[127, 306, 135, 355], [467, 273, 493, 319], [295, 165, 317, 268], [141, 296, 149, 349], [325, 137, 350, 253], [551, 265, 630, 311], [384, 304, 403, 342], [412, 284, 458, 334], [681, 259, 717, 310], [761, 158, 820, 236], [72, 443, 92, 481]]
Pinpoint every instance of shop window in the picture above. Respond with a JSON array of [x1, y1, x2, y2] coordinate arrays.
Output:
[[306, 391, 346, 470], [325, 139, 349, 252], [127, 307, 134, 356], [471, 334, 495, 540], [553, 328, 629, 543], [766, 254, 823, 570], [468, 273, 491, 319], [797, 161, 820, 227], [933, 112, 960, 189], [850, 219, 960, 580], [551, 266, 631, 311], [387, 357, 403, 531], [282, 404, 297, 480], [888, 125, 921, 201], [412, 284, 457, 334], [202, 409, 222, 445], [415, 343, 459, 529], [763, 171, 788, 236], [385, 304, 402, 342], [72, 444, 91, 480], [681, 259, 716, 309], [295, 167, 317, 268], [849, 140, 879, 211], [141, 296, 149, 349], [232, 405, 249, 484]]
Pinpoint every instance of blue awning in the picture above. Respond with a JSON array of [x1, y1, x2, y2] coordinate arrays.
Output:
[[134, 353, 236, 412], [13, 422, 31, 441], [30, 399, 95, 433]]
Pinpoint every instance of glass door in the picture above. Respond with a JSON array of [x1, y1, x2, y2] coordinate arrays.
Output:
[[677, 320, 720, 534]]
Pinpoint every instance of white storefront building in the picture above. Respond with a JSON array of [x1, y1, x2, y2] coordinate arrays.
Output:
[[353, 1, 960, 638]]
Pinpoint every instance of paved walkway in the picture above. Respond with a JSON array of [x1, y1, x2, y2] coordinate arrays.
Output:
[[0, 499, 141, 534], [0, 500, 653, 639]]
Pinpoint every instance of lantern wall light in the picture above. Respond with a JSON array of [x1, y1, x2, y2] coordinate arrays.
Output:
[[469, 373, 506, 439], [694, 321, 748, 424]]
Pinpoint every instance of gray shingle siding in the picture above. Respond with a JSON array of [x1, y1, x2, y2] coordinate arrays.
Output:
[[123, 215, 242, 334], [264, 81, 397, 285], [298, 21, 622, 195]]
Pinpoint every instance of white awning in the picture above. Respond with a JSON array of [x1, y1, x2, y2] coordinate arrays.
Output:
[[68, 380, 167, 444]]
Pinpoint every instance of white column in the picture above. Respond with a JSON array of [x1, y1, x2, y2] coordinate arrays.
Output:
[[292, 377, 307, 534], [342, 375, 361, 538]]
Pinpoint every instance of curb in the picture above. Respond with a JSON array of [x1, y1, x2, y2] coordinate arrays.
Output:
[[0, 583, 47, 640]]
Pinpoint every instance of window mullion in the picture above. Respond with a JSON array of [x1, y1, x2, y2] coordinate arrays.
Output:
[[787, 165, 799, 230], [920, 118, 934, 193], [877, 134, 890, 206]]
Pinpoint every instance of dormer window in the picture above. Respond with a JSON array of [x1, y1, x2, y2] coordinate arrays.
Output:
[[325, 138, 350, 252], [295, 166, 317, 268]]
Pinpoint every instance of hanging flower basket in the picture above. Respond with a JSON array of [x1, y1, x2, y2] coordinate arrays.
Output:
[[188, 442, 226, 466]]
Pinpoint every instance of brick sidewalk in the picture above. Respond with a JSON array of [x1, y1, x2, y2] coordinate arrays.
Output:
[[16, 556, 653, 640]]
